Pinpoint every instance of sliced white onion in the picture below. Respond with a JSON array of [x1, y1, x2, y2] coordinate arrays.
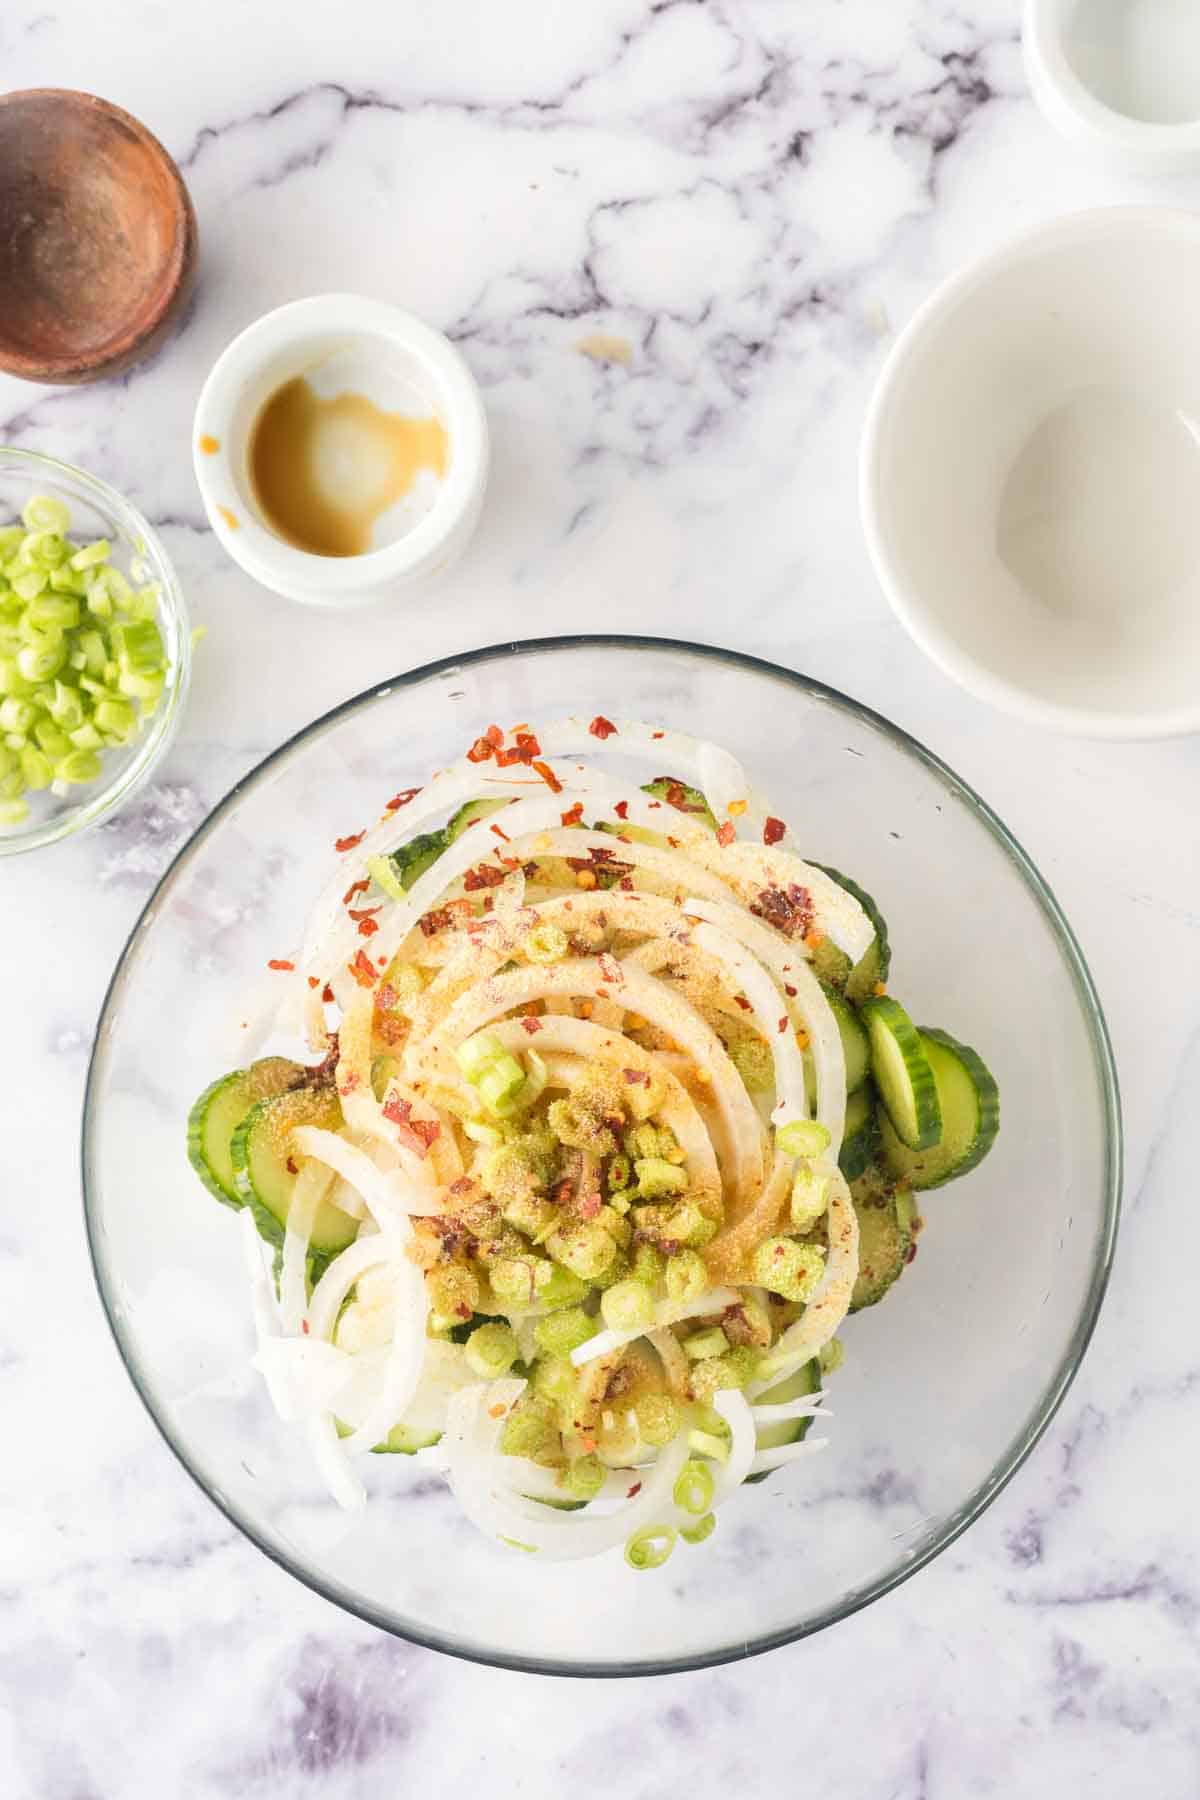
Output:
[[291, 1126, 437, 1226], [709, 1389, 757, 1503], [570, 1288, 739, 1366], [748, 1437, 830, 1478], [279, 1162, 334, 1336]]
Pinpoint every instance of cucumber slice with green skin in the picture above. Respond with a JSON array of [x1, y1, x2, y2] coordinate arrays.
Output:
[[838, 1082, 879, 1182], [231, 1087, 359, 1256], [745, 1355, 823, 1484], [808, 867, 891, 1004], [860, 995, 941, 1151], [187, 1057, 305, 1208], [445, 798, 510, 843], [879, 1027, 1000, 1190], [821, 982, 870, 1092], [849, 1164, 915, 1311]]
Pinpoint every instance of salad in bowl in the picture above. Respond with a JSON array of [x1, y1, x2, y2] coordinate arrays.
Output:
[[186, 715, 999, 1570]]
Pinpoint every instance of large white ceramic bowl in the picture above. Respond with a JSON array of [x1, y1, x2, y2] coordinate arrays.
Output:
[[861, 207, 1200, 739]]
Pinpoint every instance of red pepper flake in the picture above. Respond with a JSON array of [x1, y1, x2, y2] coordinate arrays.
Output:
[[322, 984, 334, 1004], [349, 906, 382, 938], [905, 1241, 918, 1264], [490, 821, 512, 842], [532, 759, 562, 794], [383, 1093, 412, 1124], [335, 832, 365, 853], [618, 875, 634, 891], [651, 731, 665, 740], [307, 975, 321, 990], [467, 736, 495, 763], [763, 816, 786, 847], [589, 715, 617, 739], [378, 983, 399, 1009], [734, 994, 752, 1011], [579, 1192, 602, 1220], [489, 1402, 507, 1419], [347, 949, 379, 988], [751, 884, 815, 941], [623, 1067, 651, 1086], [342, 877, 370, 905], [560, 801, 584, 828], [286, 1156, 299, 1175], [301, 1318, 310, 1335], [778, 1016, 788, 1034], [385, 787, 421, 812], [626, 1481, 643, 1499], [267, 959, 295, 971], [521, 1015, 543, 1035], [716, 821, 736, 848], [648, 800, 661, 810], [463, 862, 508, 892], [553, 1179, 574, 1206], [497, 853, 521, 870], [785, 983, 798, 997], [376, 1014, 406, 1046], [449, 1176, 474, 1197], [613, 800, 629, 821], [338, 1071, 361, 1096], [666, 835, 680, 849], [597, 952, 624, 985]]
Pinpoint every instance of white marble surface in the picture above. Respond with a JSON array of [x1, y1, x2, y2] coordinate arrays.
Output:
[[2, 0, 1199, 1792]]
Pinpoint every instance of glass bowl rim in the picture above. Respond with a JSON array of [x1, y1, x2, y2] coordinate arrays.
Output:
[[0, 446, 191, 858], [81, 634, 1123, 1677]]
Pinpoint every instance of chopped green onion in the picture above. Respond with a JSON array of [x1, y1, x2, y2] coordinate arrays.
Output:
[[561, 1454, 605, 1501], [70, 538, 111, 571], [532, 1306, 596, 1358], [56, 749, 103, 783], [790, 1162, 831, 1232], [776, 1119, 832, 1158], [462, 1117, 504, 1148], [635, 1393, 680, 1447], [477, 1054, 528, 1115], [525, 921, 569, 964], [19, 746, 52, 790], [606, 1151, 632, 1193], [634, 1156, 687, 1199], [672, 1459, 715, 1516], [680, 1512, 716, 1545], [464, 1321, 519, 1379], [664, 1248, 708, 1303], [624, 1524, 676, 1571], [751, 1236, 826, 1303], [0, 796, 29, 826], [683, 1326, 729, 1361], [819, 1336, 844, 1375], [599, 1278, 655, 1333], [22, 495, 71, 535]]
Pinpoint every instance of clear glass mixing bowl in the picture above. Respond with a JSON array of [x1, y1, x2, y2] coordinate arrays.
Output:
[[82, 638, 1121, 1674]]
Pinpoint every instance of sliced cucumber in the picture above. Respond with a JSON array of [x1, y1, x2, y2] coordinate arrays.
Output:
[[849, 1164, 916, 1311], [879, 1027, 999, 1190], [231, 1086, 359, 1255], [446, 798, 510, 843], [808, 866, 891, 1004], [838, 1082, 878, 1182], [860, 995, 941, 1151], [187, 1057, 304, 1208], [822, 983, 869, 1092], [745, 1355, 823, 1484]]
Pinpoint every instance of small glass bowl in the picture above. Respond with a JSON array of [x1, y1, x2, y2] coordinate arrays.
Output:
[[0, 448, 190, 857]]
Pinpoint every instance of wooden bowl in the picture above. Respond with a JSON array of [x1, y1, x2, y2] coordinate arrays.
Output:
[[0, 89, 198, 385]]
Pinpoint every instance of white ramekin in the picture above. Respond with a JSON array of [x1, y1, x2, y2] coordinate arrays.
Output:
[[1025, 0, 1200, 175], [860, 206, 1200, 740], [192, 295, 488, 607]]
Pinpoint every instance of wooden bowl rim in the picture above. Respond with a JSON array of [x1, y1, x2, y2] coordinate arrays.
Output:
[[0, 87, 197, 383]]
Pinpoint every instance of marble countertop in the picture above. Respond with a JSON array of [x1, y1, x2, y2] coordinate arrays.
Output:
[[4, 1, 1199, 1793]]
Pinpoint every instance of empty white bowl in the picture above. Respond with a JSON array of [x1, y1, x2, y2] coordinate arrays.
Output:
[[1025, 0, 1200, 174], [861, 206, 1200, 739]]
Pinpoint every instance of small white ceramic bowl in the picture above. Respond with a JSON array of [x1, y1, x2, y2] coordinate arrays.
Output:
[[193, 295, 488, 607], [1025, 0, 1200, 174], [861, 206, 1200, 739]]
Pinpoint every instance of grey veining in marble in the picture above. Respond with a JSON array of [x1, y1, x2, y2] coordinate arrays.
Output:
[[2, 1, 1198, 1794]]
